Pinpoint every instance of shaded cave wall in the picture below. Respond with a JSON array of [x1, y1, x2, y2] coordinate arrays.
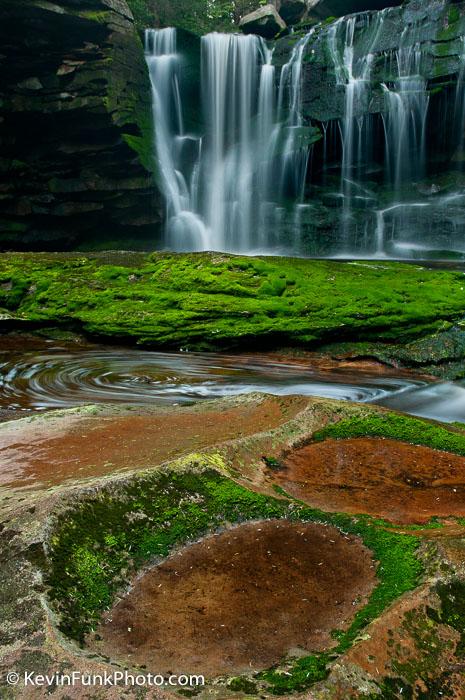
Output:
[[0, 0, 163, 251]]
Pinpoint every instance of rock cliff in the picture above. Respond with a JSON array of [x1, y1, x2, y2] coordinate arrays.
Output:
[[274, 0, 465, 123], [0, 0, 162, 250]]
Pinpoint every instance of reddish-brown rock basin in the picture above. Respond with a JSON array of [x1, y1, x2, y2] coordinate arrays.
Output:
[[272, 437, 465, 524], [0, 395, 305, 489], [89, 520, 376, 678]]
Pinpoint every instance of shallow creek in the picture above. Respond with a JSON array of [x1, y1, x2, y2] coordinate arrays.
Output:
[[0, 335, 464, 423]]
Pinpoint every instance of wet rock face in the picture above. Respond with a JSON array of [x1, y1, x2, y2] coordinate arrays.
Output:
[[239, 4, 287, 38], [280, 0, 309, 24], [0, 0, 162, 251], [310, 0, 402, 18], [271, 0, 465, 255], [273, 0, 465, 123]]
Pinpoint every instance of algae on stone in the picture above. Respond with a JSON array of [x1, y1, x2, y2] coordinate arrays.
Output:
[[1, 253, 465, 357], [46, 465, 421, 694]]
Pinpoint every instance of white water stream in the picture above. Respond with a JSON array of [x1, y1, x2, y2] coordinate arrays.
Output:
[[145, 28, 314, 253]]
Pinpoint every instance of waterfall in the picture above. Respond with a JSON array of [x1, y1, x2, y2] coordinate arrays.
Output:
[[145, 28, 209, 251], [374, 34, 430, 255], [327, 12, 386, 249], [382, 41, 429, 194], [145, 28, 314, 254], [146, 7, 465, 260], [320, 8, 461, 258], [200, 33, 265, 252], [454, 37, 465, 169]]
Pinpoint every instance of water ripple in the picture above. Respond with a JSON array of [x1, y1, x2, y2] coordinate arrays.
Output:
[[0, 345, 429, 413]]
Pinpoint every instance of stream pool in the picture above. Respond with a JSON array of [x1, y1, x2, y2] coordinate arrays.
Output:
[[0, 335, 464, 424]]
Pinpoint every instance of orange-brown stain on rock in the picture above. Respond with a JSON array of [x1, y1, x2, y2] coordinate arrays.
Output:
[[273, 437, 465, 524], [90, 520, 377, 678], [0, 396, 305, 489]]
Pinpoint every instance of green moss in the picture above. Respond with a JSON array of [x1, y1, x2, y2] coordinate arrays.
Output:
[[149, 0, 236, 35], [68, 547, 113, 612], [103, 15, 156, 176], [126, 0, 154, 28], [390, 609, 453, 687], [259, 653, 331, 694], [376, 678, 414, 699], [262, 456, 285, 472], [428, 580, 465, 657], [437, 5, 464, 41], [2, 253, 465, 352], [228, 677, 258, 694], [0, 219, 28, 233], [320, 328, 465, 380], [46, 467, 422, 694], [0, 275, 29, 309], [370, 597, 462, 698], [312, 411, 465, 457], [448, 5, 460, 26], [80, 10, 111, 23]]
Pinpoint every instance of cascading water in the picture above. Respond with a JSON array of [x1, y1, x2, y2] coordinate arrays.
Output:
[[373, 36, 431, 255], [454, 37, 465, 169], [327, 11, 387, 251], [145, 28, 314, 254], [382, 42, 429, 192], [315, 0, 465, 258], [147, 1, 465, 260], [145, 28, 209, 251]]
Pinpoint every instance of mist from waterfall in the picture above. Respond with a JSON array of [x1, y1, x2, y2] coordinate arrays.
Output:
[[145, 28, 313, 254]]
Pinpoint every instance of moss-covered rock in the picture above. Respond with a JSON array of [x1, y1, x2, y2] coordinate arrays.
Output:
[[0, 253, 465, 354], [312, 410, 465, 454], [2, 396, 465, 698], [274, 0, 465, 122], [46, 463, 421, 693]]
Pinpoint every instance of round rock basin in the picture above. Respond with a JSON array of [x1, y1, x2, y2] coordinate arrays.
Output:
[[273, 438, 465, 524], [89, 520, 376, 677]]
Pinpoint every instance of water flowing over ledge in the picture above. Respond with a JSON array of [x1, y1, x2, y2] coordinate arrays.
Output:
[[145, 2, 465, 259], [145, 27, 317, 254]]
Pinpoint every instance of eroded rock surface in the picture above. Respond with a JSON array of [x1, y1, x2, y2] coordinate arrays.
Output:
[[274, 437, 465, 523], [1, 394, 465, 699], [90, 520, 376, 676], [239, 4, 287, 38]]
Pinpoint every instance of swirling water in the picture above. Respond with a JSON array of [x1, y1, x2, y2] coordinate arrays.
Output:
[[1, 337, 465, 423]]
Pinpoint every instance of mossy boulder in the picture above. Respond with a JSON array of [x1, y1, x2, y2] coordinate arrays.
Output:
[[1, 252, 465, 364]]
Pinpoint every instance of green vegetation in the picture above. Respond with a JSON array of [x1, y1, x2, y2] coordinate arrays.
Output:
[[126, 0, 155, 28], [228, 677, 258, 693], [126, 0, 266, 34], [1, 253, 465, 353], [47, 466, 421, 694], [313, 411, 465, 457], [428, 580, 465, 657]]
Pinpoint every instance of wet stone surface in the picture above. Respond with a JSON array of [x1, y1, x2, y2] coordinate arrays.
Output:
[[90, 520, 377, 678], [275, 437, 465, 524]]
